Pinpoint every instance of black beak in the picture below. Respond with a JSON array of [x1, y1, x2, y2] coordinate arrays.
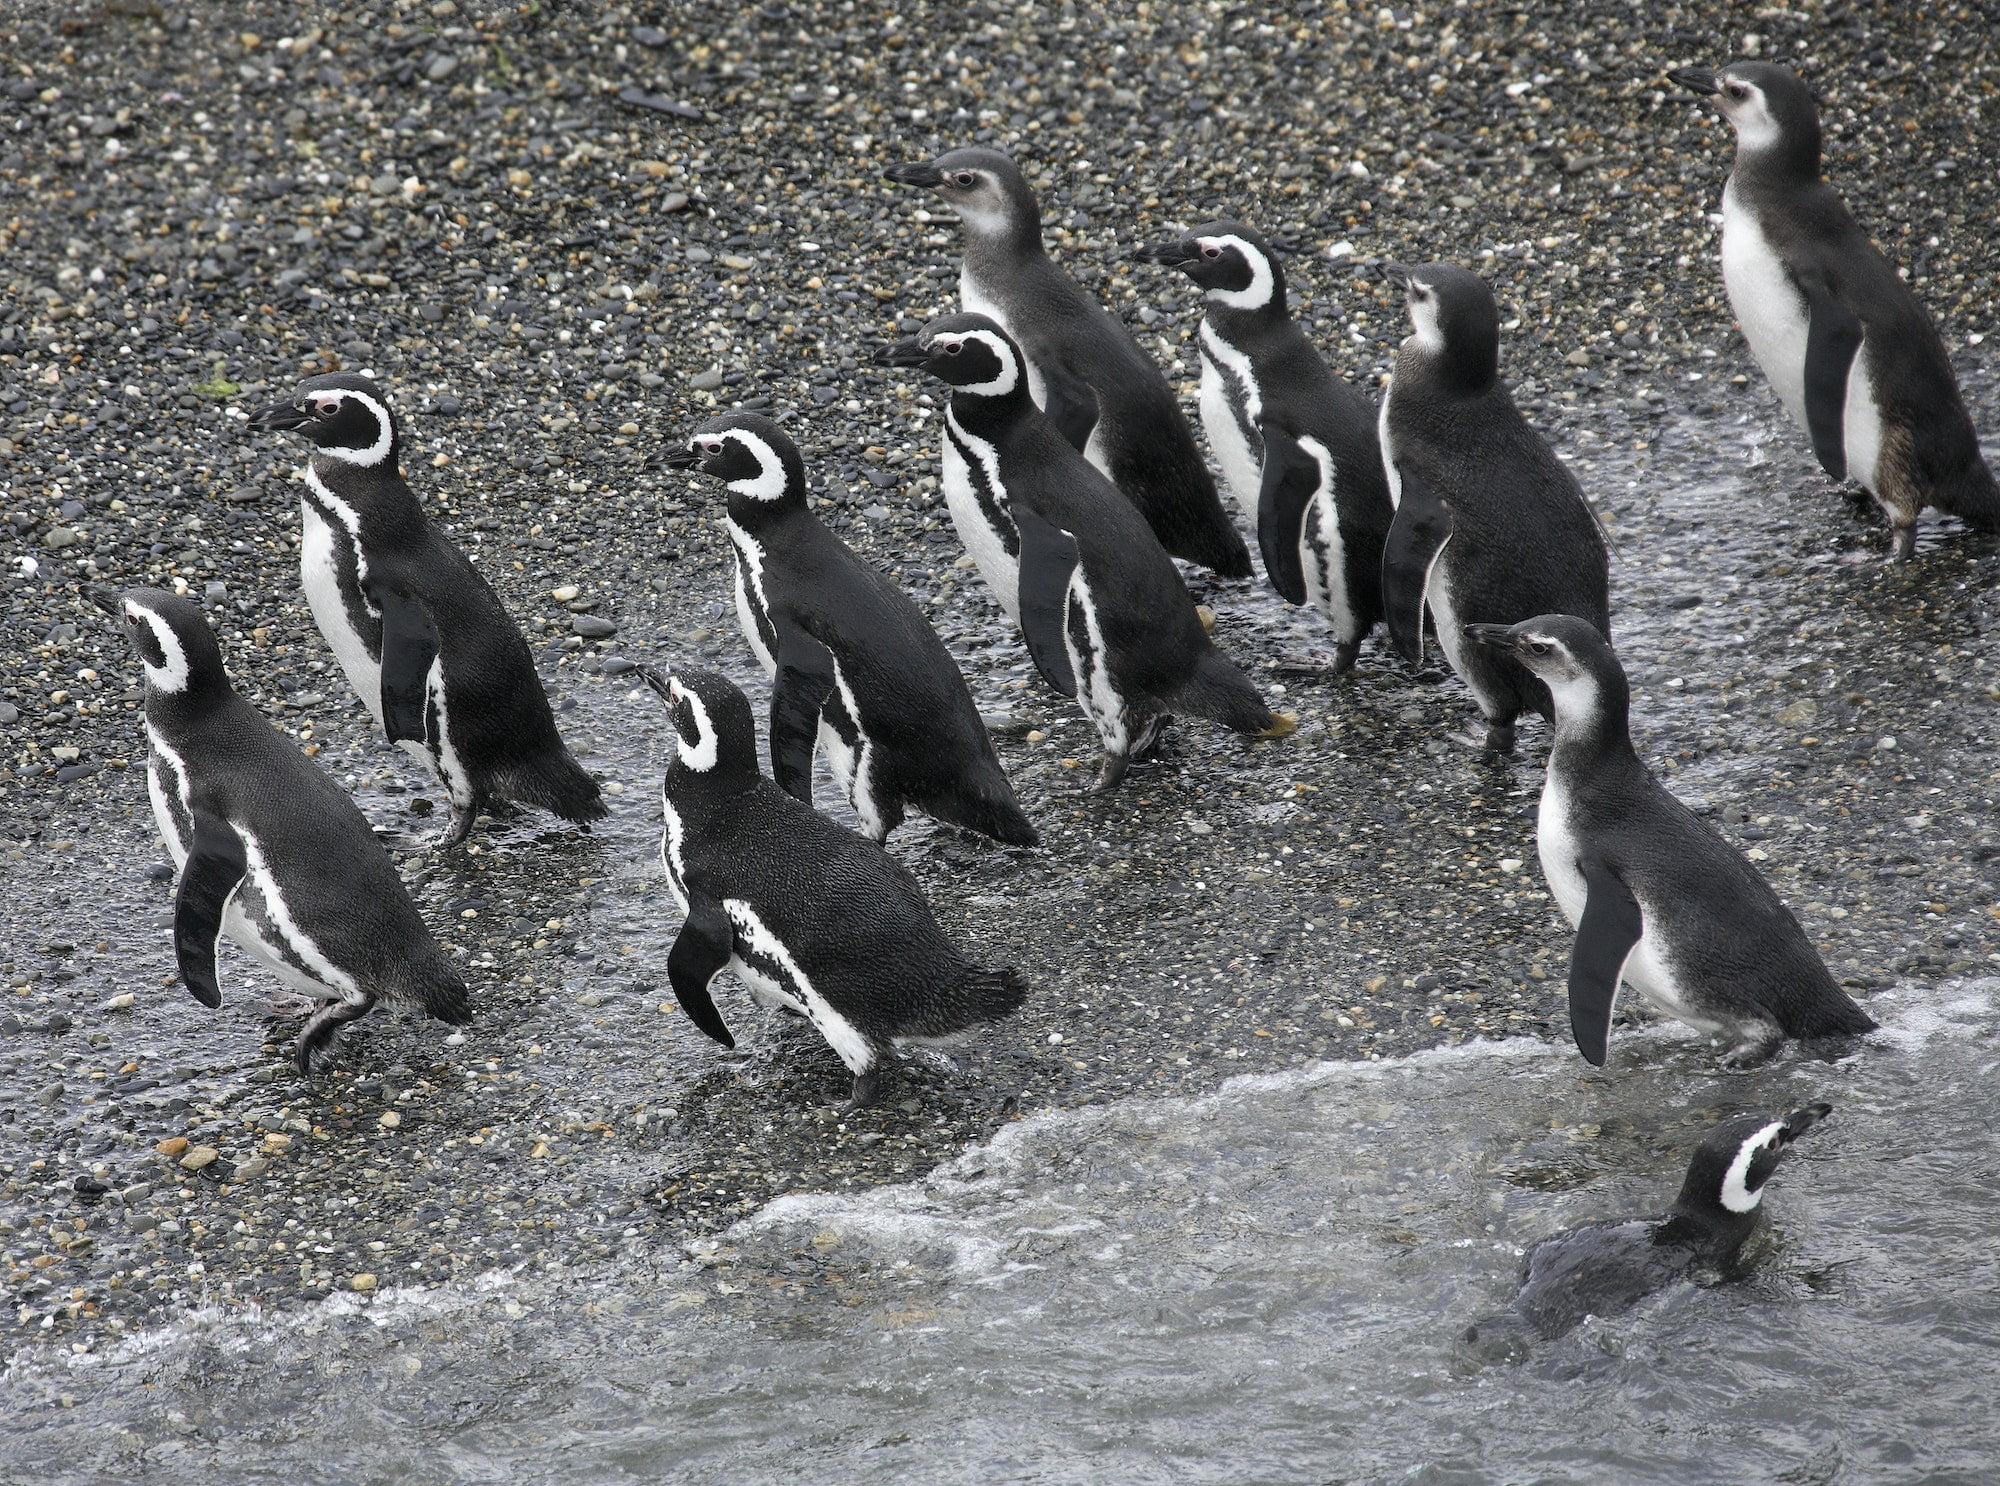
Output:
[[249, 399, 313, 432], [662, 448, 701, 470], [85, 585, 125, 618], [883, 160, 945, 188], [1380, 261, 1417, 290], [1463, 623, 1520, 652], [1779, 1102, 1833, 1143], [1136, 240, 1200, 271], [1668, 66, 1720, 96], [634, 663, 676, 706], [875, 335, 931, 368]]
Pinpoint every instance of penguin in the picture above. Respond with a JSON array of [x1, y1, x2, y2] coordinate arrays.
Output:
[[1461, 1102, 1832, 1357], [1141, 221, 1394, 672], [883, 148, 1253, 578], [1670, 62, 2000, 561], [878, 313, 1294, 791], [89, 586, 471, 1072], [1379, 263, 1611, 757], [642, 664, 1028, 1108], [1464, 616, 1877, 1067], [665, 412, 1036, 846], [248, 373, 604, 847]]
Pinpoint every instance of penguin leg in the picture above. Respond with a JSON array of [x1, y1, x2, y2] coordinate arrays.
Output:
[[1720, 1021, 1784, 1069], [428, 792, 489, 852], [294, 994, 375, 1075], [844, 1067, 883, 1111], [1889, 521, 1918, 564], [1480, 719, 1518, 760], [1273, 641, 1362, 677], [1129, 713, 1169, 761], [1090, 750, 1132, 793]]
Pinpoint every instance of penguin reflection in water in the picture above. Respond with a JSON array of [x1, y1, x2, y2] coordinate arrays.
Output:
[[645, 665, 1027, 1109], [93, 587, 471, 1072]]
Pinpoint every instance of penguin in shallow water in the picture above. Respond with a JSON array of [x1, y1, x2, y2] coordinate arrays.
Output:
[[1378, 263, 1610, 757], [1465, 616, 1876, 1067], [1670, 61, 1999, 561], [1141, 221, 1393, 671], [91, 586, 471, 1072], [644, 665, 1028, 1108], [880, 313, 1293, 791], [249, 373, 604, 847], [883, 148, 1252, 577], [666, 412, 1036, 845], [1461, 1103, 1831, 1358]]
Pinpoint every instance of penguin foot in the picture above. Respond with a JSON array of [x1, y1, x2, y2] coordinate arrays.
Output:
[[1272, 643, 1361, 678], [1130, 714, 1169, 760], [1889, 525, 1917, 563], [844, 1069, 882, 1111], [1720, 1025, 1784, 1069], [427, 805, 483, 853], [261, 991, 324, 1023], [293, 995, 374, 1075], [1089, 753, 1131, 792]]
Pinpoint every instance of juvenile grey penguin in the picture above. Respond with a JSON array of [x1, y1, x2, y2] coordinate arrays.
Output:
[[91, 586, 471, 1072], [1670, 61, 2000, 560], [1461, 1102, 1832, 1358], [644, 665, 1028, 1108], [883, 147, 1253, 577], [1466, 616, 1876, 1067], [249, 373, 604, 847], [1379, 263, 1610, 756], [879, 313, 1294, 791], [1142, 220, 1393, 671], [666, 412, 1036, 845]]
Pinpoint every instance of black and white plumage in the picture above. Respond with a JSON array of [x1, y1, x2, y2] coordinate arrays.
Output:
[[1462, 1103, 1832, 1356], [1670, 62, 1999, 561], [1466, 616, 1876, 1067], [883, 148, 1252, 578], [91, 586, 470, 1072], [880, 313, 1293, 791], [1142, 221, 1393, 671], [666, 412, 1035, 845], [1379, 264, 1611, 757], [248, 373, 603, 847], [643, 665, 1028, 1109]]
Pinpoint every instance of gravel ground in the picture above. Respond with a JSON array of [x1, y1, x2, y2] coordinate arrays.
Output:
[[3, 0, 1998, 1365]]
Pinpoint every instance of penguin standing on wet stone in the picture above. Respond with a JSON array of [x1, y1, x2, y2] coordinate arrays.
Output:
[[1142, 221, 1393, 672], [1378, 263, 1610, 757], [883, 148, 1253, 577], [92, 586, 471, 1072], [1670, 62, 1999, 560], [666, 412, 1036, 845], [880, 313, 1294, 791], [643, 665, 1028, 1109], [249, 373, 604, 847], [1465, 616, 1877, 1067]]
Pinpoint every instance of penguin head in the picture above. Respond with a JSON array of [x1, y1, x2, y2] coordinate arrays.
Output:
[[1141, 221, 1286, 314], [1673, 1103, 1831, 1223], [1463, 614, 1623, 728], [883, 147, 1039, 244], [1384, 262, 1498, 388], [90, 586, 227, 699], [638, 665, 760, 789], [877, 313, 1028, 399], [1669, 62, 1821, 173], [669, 413, 807, 512], [249, 372, 400, 469]]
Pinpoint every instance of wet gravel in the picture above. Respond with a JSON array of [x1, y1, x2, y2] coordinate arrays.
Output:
[[3, 0, 1999, 1367]]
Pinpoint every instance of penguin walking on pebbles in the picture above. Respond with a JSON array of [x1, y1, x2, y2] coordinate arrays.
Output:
[[880, 313, 1293, 791], [1379, 264, 1610, 757], [249, 374, 604, 847], [667, 412, 1036, 845], [643, 665, 1028, 1109], [1465, 616, 1877, 1067], [884, 148, 1253, 577], [1670, 61, 1999, 560], [92, 586, 471, 1072], [1142, 221, 1393, 672]]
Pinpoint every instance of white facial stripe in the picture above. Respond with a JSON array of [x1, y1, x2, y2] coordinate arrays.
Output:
[[1201, 234, 1275, 312], [1407, 288, 1445, 354], [129, 604, 190, 693], [676, 688, 719, 772], [311, 389, 396, 468], [940, 330, 1021, 397], [717, 429, 789, 501], [1720, 1122, 1786, 1213]]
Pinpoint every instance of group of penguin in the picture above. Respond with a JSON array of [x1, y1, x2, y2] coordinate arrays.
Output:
[[85, 61, 1996, 1338]]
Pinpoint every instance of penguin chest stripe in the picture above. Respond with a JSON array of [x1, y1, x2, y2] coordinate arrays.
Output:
[[821, 659, 882, 839], [146, 726, 195, 867], [726, 523, 780, 675], [658, 797, 691, 915], [722, 900, 876, 1074], [1065, 568, 1129, 756], [233, 826, 363, 1000], [1295, 436, 1354, 636], [422, 659, 473, 809]]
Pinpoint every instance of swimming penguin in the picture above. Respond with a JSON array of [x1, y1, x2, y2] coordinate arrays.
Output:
[[1465, 616, 1877, 1066], [1670, 62, 2000, 560], [249, 373, 604, 847], [883, 148, 1253, 578], [879, 313, 1293, 790], [643, 664, 1028, 1108], [1141, 221, 1393, 671], [1461, 1102, 1832, 1358], [1379, 263, 1610, 757], [90, 586, 471, 1072], [665, 412, 1036, 846]]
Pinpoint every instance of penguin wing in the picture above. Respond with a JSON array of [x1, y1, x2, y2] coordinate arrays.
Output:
[[1012, 328, 1099, 452], [1380, 465, 1453, 666], [1010, 501, 1081, 699], [1797, 265, 1864, 483], [174, 810, 248, 1010], [370, 582, 442, 744], [1569, 857, 1644, 1067], [666, 892, 738, 1049], [1255, 424, 1319, 606], [770, 624, 837, 804]]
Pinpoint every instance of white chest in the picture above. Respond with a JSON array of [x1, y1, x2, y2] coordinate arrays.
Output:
[[1197, 325, 1264, 523], [1719, 182, 1812, 432], [941, 415, 1022, 620]]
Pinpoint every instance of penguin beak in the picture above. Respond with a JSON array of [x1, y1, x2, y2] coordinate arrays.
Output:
[[1463, 623, 1521, 653], [875, 335, 932, 368], [634, 664, 678, 706], [1380, 261, 1418, 292], [1137, 240, 1201, 272], [249, 398, 314, 432], [661, 446, 701, 470], [1779, 1102, 1833, 1144], [1668, 66, 1721, 96], [882, 160, 945, 188], [85, 585, 126, 619]]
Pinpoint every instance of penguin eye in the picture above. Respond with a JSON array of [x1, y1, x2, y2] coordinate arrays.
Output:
[[311, 397, 342, 418], [1200, 245, 1221, 260], [1724, 81, 1746, 99], [942, 341, 962, 356], [951, 171, 976, 188], [1528, 641, 1552, 656]]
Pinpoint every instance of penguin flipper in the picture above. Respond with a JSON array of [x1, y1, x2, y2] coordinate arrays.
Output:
[[1038, 365, 1101, 455], [770, 625, 837, 804], [372, 584, 442, 744], [1798, 269, 1863, 483], [1380, 466, 1452, 666], [666, 893, 738, 1049], [1010, 502, 1081, 699], [1569, 858, 1644, 1067], [174, 810, 248, 1010], [1255, 425, 1317, 606]]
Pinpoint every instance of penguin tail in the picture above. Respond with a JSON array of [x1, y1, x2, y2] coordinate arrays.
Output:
[[408, 961, 474, 1026], [1801, 993, 1878, 1041], [1107, 422, 1254, 577], [1164, 648, 1283, 736], [1934, 454, 2000, 532], [963, 965, 1030, 1023], [498, 750, 609, 824], [930, 778, 1040, 847]]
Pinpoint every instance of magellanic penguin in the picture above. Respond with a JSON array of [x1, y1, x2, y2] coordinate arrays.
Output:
[[1379, 264, 1610, 757], [91, 586, 471, 1072], [1460, 1102, 1832, 1358], [879, 313, 1294, 791], [1141, 221, 1394, 672], [1670, 62, 2000, 561], [1465, 616, 1877, 1067], [665, 412, 1036, 846], [249, 373, 604, 847], [883, 148, 1253, 577], [643, 664, 1028, 1108]]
